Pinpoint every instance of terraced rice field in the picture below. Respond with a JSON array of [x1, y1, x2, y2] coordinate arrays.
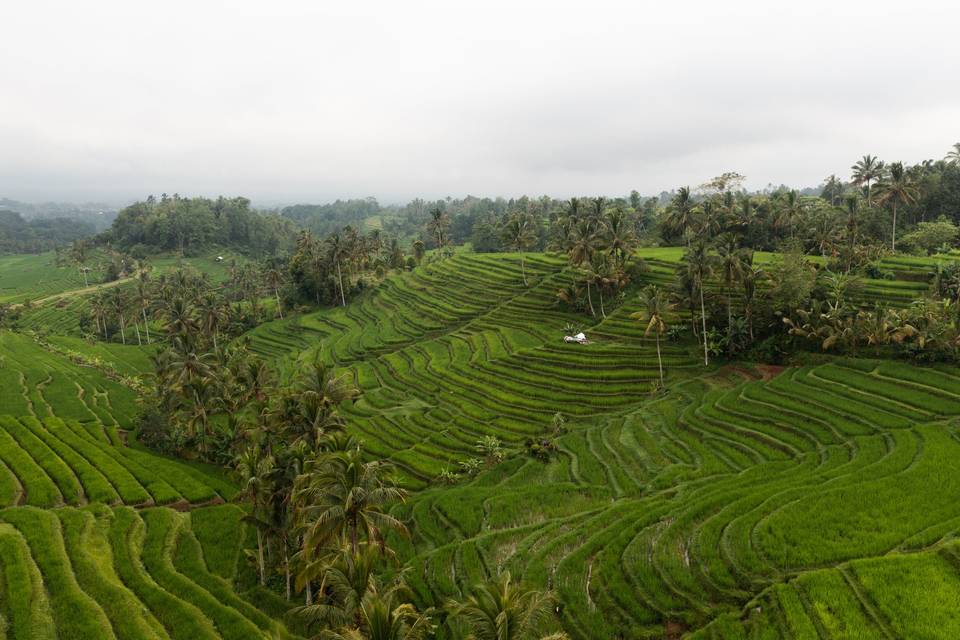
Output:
[[246, 253, 700, 485], [0, 503, 299, 639], [4, 248, 960, 638], [0, 252, 91, 304], [242, 251, 960, 637], [0, 293, 286, 637], [393, 359, 960, 638], [0, 331, 141, 427]]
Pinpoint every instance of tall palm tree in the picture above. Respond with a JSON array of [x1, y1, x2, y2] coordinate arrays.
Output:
[[90, 293, 109, 340], [110, 288, 128, 345], [71, 239, 90, 286], [567, 219, 601, 316], [741, 263, 763, 341], [716, 235, 749, 340], [161, 297, 200, 346], [875, 161, 919, 252], [944, 143, 960, 166], [449, 572, 566, 640], [428, 205, 450, 249], [327, 233, 350, 307], [683, 242, 714, 366], [235, 444, 275, 585], [265, 266, 286, 319], [843, 194, 860, 257], [775, 190, 802, 237], [604, 207, 638, 266], [135, 267, 152, 344], [631, 285, 673, 388], [501, 212, 538, 286], [197, 294, 227, 351], [662, 187, 696, 243], [851, 155, 885, 205], [295, 445, 408, 558]]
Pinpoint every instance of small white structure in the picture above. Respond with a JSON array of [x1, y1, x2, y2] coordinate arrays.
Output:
[[563, 332, 589, 344], [215, 256, 224, 262]]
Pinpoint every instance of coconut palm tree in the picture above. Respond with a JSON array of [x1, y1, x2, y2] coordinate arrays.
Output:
[[135, 269, 152, 344], [235, 444, 275, 585], [604, 207, 638, 266], [683, 241, 714, 366], [448, 572, 566, 640], [266, 266, 286, 319], [161, 297, 200, 346], [662, 187, 696, 243], [110, 288, 128, 345], [741, 263, 763, 341], [851, 155, 885, 205], [567, 219, 601, 316], [197, 294, 227, 351], [875, 161, 919, 251], [716, 235, 749, 340], [944, 143, 960, 166], [775, 190, 802, 237], [327, 233, 350, 307], [295, 445, 408, 558], [323, 591, 432, 640], [631, 285, 673, 388], [71, 239, 90, 286], [89, 293, 110, 340], [501, 212, 538, 286], [428, 205, 450, 249]]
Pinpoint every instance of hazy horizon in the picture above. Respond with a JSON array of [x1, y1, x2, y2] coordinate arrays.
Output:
[[3, 0, 959, 203]]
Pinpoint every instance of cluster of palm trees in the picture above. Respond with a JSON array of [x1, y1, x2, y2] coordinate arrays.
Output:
[[223, 357, 565, 639], [87, 260, 272, 346], [783, 271, 960, 358], [659, 145, 960, 259], [552, 197, 641, 317], [289, 227, 414, 307]]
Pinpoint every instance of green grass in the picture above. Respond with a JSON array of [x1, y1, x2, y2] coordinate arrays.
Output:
[[1, 249, 959, 638], [0, 252, 91, 304]]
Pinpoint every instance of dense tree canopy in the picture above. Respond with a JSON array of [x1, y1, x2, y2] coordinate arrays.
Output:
[[102, 194, 298, 257]]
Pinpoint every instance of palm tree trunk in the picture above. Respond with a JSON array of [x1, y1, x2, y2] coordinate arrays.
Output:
[[212, 330, 218, 352], [726, 292, 732, 340], [305, 581, 312, 605], [284, 547, 291, 601], [700, 285, 709, 366], [585, 280, 596, 316], [118, 315, 126, 345], [520, 253, 527, 286], [891, 202, 898, 252], [134, 322, 142, 346], [256, 528, 266, 586], [142, 309, 151, 344], [275, 288, 284, 319], [337, 260, 346, 307], [656, 330, 664, 388], [598, 286, 606, 318], [351, 518, 359, 556]]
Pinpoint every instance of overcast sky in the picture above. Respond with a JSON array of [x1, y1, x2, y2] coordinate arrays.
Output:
[[1, 0, 959, 205]]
